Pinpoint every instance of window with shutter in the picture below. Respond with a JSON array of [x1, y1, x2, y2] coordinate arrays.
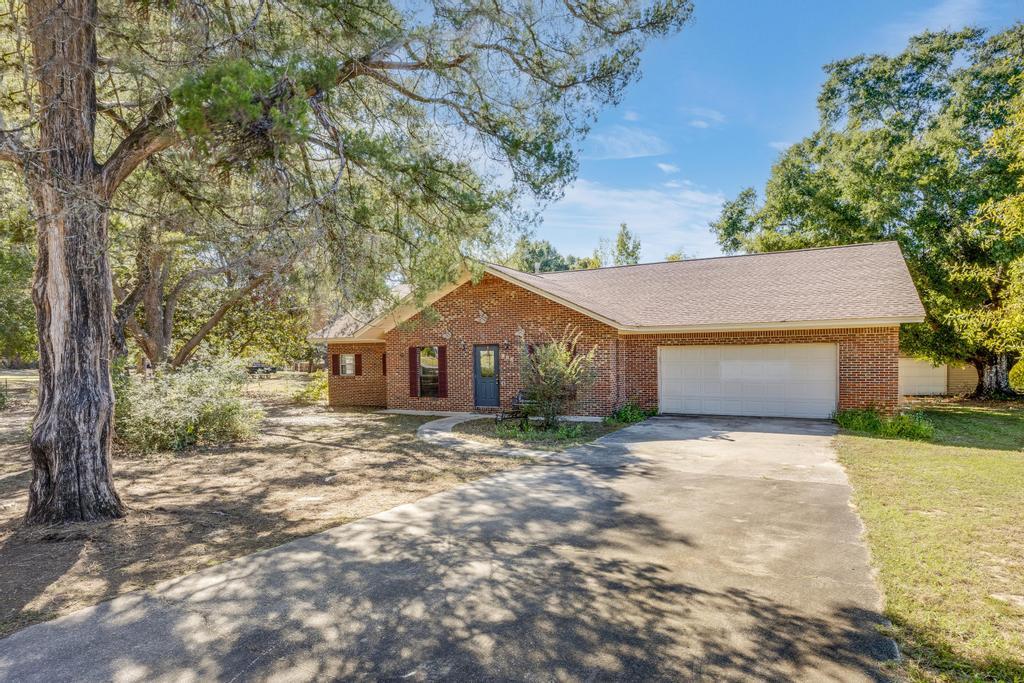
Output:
[[337, 354, 356, 376], [418, 346, 440, 397]]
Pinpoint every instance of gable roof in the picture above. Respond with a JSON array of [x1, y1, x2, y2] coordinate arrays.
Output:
[[313, 242, 925, 341], [489, 241, 925, 331], [310, 284, 413, 341]]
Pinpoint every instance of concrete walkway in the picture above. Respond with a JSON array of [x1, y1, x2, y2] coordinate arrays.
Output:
[[0, 416, 896, 682]]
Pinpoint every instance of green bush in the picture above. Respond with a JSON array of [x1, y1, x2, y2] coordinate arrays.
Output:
[[605, 401, 655, 425], [1011, 360, 1024, 394], [115, 357, 264, 454], [834, 408, 934, 440], [520, 326, 597, 428], [495, 419, 584, 442], [292, 369, 328, 404], [0, 382, 8, 411]]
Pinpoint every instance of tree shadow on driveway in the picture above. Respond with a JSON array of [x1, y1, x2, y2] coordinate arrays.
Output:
[[0, 424, 895, 682]]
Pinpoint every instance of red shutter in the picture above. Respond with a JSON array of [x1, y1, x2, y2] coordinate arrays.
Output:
[[331, 354, 339, 376], [437, 345, 448, 398], [381, 352, 387, 376], [354, 353, 362, 376], [408, 346, 419, 397]]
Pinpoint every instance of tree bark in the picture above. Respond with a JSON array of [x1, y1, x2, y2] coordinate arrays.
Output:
[[24, 0, 125, 524], [972, 353, 1016, 397]]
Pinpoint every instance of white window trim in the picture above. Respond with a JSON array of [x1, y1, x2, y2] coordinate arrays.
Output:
[[339, 353, 356, 376]]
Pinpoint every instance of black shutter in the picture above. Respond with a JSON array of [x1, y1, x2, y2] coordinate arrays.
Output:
[[437, 346, 448, 398], [408, 347, 419, 397]]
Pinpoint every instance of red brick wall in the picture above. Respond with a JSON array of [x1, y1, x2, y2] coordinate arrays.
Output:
[[384, 274, 619, 415], [327, 275, 900, 417], [616, 326, 900, 415], [326, 342, 387, 407]]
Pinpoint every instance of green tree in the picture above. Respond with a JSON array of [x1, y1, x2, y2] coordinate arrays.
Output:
[[566, 252, 605, 270], [508, 237, 569, 273], [711, 27, 1024, 395], [613, 223, 642, 265], [0, 236, 35, 365], [0, 175, 35, 365], [0, 0, 692, 522], [664, 249, 688, 262]]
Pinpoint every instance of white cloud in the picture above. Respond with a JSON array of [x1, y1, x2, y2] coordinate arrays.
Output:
[[684, 106, 726, 130], [585, 125, 670, 160], [656, 162, 680, 174], [538, 178, 726, 260], [623, 110, 640, 121], [881, 0, 985, 48], [768, 140, 792, 151]]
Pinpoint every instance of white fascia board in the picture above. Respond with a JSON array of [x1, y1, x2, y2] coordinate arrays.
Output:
[[319, 271, 474, 342], [615, 316, 924, 334]]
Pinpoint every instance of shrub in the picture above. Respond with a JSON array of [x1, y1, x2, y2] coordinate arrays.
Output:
[[115, 357, 264, 454], [1011, 360, 1024, 394], [495, 419, 585, 442], [0, 382, 8, 411], [292, 370, 328, 404], [834, 408, 934, 440], [520, 326, 597, 429], [605, 401, 655, 425]]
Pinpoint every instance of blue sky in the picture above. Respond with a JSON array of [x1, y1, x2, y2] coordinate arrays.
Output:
[[536, 0, 1020, 262]]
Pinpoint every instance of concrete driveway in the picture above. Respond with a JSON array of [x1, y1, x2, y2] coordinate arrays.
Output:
[[0, 416, 895, 682]]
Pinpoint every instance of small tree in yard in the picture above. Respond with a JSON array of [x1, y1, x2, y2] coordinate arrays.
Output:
[[520, 328, 597, 429]]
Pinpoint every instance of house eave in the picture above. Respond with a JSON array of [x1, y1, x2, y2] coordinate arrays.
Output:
[[615, 316, 925, 335], [310, 337, 387, 344]]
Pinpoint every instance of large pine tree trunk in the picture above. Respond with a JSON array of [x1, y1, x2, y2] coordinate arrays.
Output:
[[25, 0, 125, 524]]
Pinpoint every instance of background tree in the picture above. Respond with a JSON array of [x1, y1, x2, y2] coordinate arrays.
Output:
[[506, 231, 648, 272], [664, 248, 688, 262], [508, 237, 570, 273], [0, 235, 35, 366], [0, 0, 692, 523], [613, 223, 641, 265], [711, 27, 1024, 395]]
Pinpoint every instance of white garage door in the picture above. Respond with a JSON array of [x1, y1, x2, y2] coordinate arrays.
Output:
[[898, 358, 947, 396], [658, 344, 838, 419]]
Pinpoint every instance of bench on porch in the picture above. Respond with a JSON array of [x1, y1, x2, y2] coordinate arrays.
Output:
[[495, 390, 535, 425]]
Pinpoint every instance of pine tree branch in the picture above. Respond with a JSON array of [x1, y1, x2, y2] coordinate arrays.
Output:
[[98, 96, 178, 198], [0, 112, 30, 168]]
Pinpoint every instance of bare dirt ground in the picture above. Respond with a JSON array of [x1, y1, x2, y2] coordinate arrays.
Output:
[[0, 372, 521, 638]]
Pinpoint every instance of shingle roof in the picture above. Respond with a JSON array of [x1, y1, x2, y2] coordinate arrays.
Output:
[[487, 242, 924, 329], [310, 284, 412, 341]]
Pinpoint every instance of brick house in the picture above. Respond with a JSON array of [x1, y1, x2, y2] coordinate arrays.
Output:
[[312, 242, 925, 418]]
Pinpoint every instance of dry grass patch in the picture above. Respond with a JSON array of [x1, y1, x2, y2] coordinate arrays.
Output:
[[0, 373, 520, 638]]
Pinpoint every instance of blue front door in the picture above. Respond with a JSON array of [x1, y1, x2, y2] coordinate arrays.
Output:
[[474, 345, 500, 407]]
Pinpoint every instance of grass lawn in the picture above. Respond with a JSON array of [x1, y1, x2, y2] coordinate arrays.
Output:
[[838, 399, 1024, 682], [451, 416, 629, 451], [0, 372, 520, 638]]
